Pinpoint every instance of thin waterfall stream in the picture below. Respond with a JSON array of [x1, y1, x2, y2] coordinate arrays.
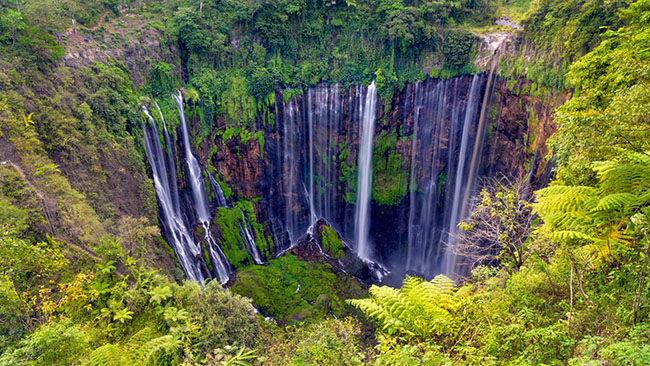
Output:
[[354, 81, 377, 261]]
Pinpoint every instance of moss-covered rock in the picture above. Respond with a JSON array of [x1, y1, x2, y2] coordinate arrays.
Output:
[[320, 225, 343, 258], [230, 254, 366, 325], [371, 131, 409, 206], [214, 207, 250, 269], [214, 199, 273, 269]]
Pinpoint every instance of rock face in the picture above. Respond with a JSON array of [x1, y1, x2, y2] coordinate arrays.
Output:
[[291, 219, 384, 284], [178, 73, 561, 281], [484, 78, 571, 190]]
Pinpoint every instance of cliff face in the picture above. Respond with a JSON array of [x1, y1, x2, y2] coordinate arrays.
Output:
[[174, 72, 562, 280], [485, 78, 570, 188]]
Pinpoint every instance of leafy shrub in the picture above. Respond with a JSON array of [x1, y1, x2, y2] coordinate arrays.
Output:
[[187, 281, 262, 354], [442, 31, 478, 69], [0, 321, 89, 366], [260, 318, 368, 366]]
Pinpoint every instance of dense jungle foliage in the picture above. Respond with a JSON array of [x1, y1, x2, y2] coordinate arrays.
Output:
[[2, 0, 650, 364]]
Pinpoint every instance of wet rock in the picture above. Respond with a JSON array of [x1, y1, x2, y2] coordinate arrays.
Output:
[[290, 219, 385, 284]]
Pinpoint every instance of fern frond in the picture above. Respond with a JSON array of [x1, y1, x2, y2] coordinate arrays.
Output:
[[594, 193, 637, 211], [133, 335, 181, 366], [535, 186, 597, 214], [547, 230, 600, 242], [536, 185, 596, 198], [123, 327, 156, 354], [370, 286, 413, 322], [347, 297, 390, 324], [401, 276, 423, 294], [546, 211, 591, 229], [405, 275, 456, 309], [83, 344, 128, 366], [594, 161, 650, 195], [84, 328, 181, 366]]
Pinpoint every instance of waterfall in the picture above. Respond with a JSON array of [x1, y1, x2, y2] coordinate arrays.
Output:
[[167, 91, 231, 284], [441, 75, 482, 276], [206, 170, 228, 208], [443, 57, 499, 276], [154, 100, 181, 214], [405, 79, 449, 273], [403, 75, 484, 278], [146, 92, 277, 283], [257, 76, 498, 281], [354, 81, 377, 261], [282, 96, 299, 244], [142, 106, 206, 282], [277, 85, 352, 251], [276, 84, 376, 254], [151, 74, 494, 283], [173, 91, 211, 221], [279, 93, 314, 249], [238, 211, 264, 265], [447, 76, 481, 244], [307, 88, 316, 224]]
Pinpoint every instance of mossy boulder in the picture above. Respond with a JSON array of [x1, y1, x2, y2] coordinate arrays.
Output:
[[229, 253, 366, 326]]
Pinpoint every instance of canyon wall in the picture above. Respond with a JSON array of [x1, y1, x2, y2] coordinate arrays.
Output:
[[162, 73, 565, 282]]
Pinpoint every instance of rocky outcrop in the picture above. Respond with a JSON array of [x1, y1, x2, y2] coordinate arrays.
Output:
[[291, 219, 385, 284]]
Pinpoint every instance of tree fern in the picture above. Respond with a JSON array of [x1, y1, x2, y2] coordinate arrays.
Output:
[[347, 275, 461, 341], [84, 344, 129, 366], [133, 335, 181, 365], [83, 327, 181, 366], [535, 152, 650, 263]]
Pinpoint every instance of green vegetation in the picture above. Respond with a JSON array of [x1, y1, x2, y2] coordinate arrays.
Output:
[[0, 227, 263, 366], [371, 131, 409, 206], [338, 137, 359, 205], [214, 199, 273, 269], [500, 0, 629, 89], [214, 207, 251, 269], [321, 225, 344, 258], [501, 0, 534, 21], [2, 0, 650, 365], [348, 275, 468, 363], [165, 0, 498, 126], [345, 2, 650, 364], [230, 254, 366, 325], [259, 317, 369, 365], [548, 0, 650, 182], [209, 168, 233, 201], [236, 200, 274, 258]]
